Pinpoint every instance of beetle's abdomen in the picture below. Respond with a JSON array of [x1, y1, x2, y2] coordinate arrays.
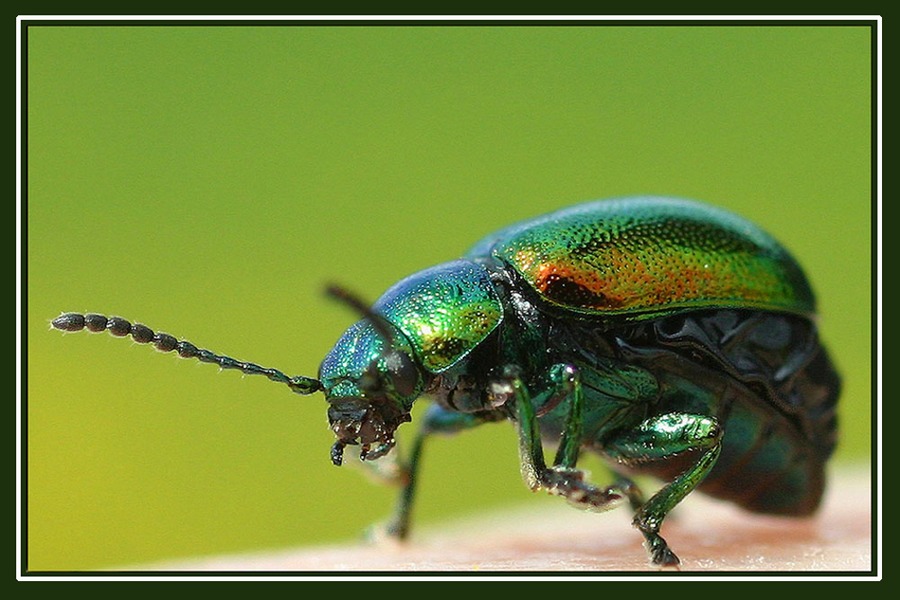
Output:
[[564, 309, 839, 515], [698, 342, 839, 514], [470, 197, 815, 319], [642, 311, 838, 514]]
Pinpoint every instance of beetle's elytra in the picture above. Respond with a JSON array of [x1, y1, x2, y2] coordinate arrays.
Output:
[[53, 196, 840, 568]]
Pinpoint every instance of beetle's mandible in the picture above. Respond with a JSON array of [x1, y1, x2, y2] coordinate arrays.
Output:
[[52, 196, 840, 567]]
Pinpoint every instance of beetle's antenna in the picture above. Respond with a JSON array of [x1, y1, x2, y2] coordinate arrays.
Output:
[[51, 313, 322, 395], [325, 284, 397, 345]]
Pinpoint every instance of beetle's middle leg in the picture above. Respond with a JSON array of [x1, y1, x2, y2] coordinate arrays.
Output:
[[503, 364, 626, 513]]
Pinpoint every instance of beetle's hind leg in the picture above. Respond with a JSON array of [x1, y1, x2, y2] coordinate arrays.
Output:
[[502, 364, 627, 515], [604, 413, 723, 567]]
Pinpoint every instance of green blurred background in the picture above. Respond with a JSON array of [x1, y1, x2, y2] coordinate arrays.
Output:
[[25, 24, 872, 570]]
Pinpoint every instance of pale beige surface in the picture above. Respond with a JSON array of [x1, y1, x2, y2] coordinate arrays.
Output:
[[140, 468, 874, 574]]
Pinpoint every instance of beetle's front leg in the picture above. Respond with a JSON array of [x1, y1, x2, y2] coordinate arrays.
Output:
[[373, 404, 483, 540], [500, 365, 626, 512], [604, 413, 722, 567]]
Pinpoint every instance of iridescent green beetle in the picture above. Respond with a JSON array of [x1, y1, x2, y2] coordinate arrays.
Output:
[[53, 197, 840, 567]]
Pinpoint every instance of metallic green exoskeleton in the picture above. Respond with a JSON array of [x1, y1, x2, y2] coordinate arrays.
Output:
[[52, 196, 840, 568]]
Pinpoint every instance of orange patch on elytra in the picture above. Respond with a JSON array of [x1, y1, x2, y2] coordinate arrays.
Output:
[[535, 262, 600, 292], [533, 257, 630, 308], [514, 243, 778, 312]]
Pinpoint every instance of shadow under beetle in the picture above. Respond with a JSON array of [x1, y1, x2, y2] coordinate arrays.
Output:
[[53, 196, 840, 567]]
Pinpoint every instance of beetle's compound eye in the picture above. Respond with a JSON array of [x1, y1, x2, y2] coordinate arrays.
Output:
[[356, 351, 421, 402], [358, 361, 383, 394], [384, 349, 420, 399]]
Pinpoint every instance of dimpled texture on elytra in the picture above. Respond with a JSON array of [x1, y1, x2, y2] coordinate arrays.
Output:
[[474, 197, 815, 319]]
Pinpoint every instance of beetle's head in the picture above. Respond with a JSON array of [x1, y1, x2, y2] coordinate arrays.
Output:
[[319, 317, 425, 465], [318, 261, 504, 465]]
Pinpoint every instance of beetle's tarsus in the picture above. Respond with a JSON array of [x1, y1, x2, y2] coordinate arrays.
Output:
[[539, 466, 625, 511], [636, 510, 681, 567], [646, 538, 681, 568], [511, 366, 629, 514]]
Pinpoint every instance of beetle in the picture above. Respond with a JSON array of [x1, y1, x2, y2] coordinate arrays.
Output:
[[51, 196, 840, 567]]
